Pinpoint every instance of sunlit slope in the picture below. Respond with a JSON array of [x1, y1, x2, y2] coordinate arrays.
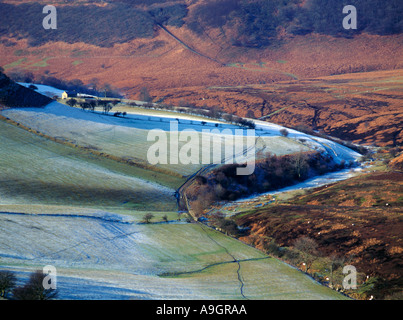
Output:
[[0, 102, 295, 176], [1, 101, 360, 180]]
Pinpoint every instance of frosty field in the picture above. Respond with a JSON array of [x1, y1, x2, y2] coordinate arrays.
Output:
[[0, 120, 178, 212], [1, 101, 360, 178], [0, 211, 347, 299], [0, 99, 356, 299]]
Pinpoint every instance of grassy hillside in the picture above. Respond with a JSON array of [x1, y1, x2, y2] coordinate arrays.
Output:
[[0, 117, 350, 299], [0, 0, 401, 301], [1, 100, 333, 177], [0, 118, 179, 213], [0, 208, 348, 299]]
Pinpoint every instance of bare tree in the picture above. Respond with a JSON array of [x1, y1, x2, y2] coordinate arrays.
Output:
[[143, 213, 154, 224], [329, 254, 345, 288], [222, 113, 234, 123], [88, 102, 95, 112], [103, 102, 113, 114], [12, 270, 57, 300], [89, 100, 97, 111], [0, 270, 16, 298], [191, 187, 216, 218], [292, 151, 309, 179], [66, 98, 77, 108], [280, 128, 289, 137], [294, 236, 319, 273], [191, 199, 205, 218]]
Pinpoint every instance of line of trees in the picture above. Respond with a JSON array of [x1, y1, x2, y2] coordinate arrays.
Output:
[[0, 270, 57, 300], [187, 150, 351, 217], [141, 213, 187, 224], [66, 98, 120, 114], [7, 70, 122, 99], [129, 98, 256, 129]]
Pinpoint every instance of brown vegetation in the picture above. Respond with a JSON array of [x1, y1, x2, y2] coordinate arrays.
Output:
[[1, 0, 402, 150], [184, 151, 349, 217], [1, 11, 401, 147], [154, 69, 403, 147], [389, 153, 403, 171], [233, 171, 403, 299]]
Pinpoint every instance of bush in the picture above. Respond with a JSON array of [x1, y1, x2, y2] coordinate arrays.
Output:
[[216, 217, 242, 237], [142, 213, 154, 223], [12, 270, 57, 300], [293, 236, 319, 272], [280, 128, 289, 137], [263, 240, 283, 257]]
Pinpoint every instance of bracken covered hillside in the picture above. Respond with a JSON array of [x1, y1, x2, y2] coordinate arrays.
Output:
[[1, 0, 401, 47], [0, 0, 402, 146], [235, 171, 403, 300]]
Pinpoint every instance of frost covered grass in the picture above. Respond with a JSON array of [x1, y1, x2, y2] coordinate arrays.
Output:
[[0, 212, 346, 300], [0, 99, 356, 300], [18, 82, 66, 98], [1, 101, 360, 179], [0, 120, 179, 212]]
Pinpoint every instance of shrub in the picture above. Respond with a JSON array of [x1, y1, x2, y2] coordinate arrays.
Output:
[[263, 240, 283, 257], [280, 128, 289, 137], [142, 213, 154, 223], [12, 270, 57, 300], [216, 217, 242, 237], [294, 236, 319, 272]]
